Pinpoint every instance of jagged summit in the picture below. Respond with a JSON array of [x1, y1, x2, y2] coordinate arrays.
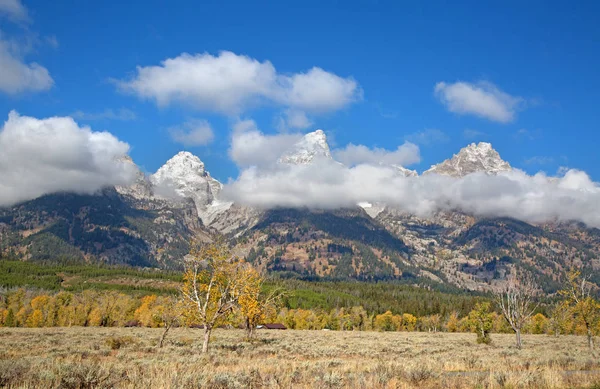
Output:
[[154, 151, 208, 177], [279, 129, 332, 165], [150, 151, 224, 223], [424, 142, 511, 177]]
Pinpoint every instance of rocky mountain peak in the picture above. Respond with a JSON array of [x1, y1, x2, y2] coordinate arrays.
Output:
[[424, 142, 511, 177], [157, 151, 207, 176], [150, 152, 224, 223], [279, 129, 332, 165]]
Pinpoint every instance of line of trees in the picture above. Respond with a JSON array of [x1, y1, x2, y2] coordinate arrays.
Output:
[[1, 242, 598, 353]]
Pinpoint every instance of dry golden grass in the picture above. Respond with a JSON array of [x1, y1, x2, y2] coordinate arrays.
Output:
[[0, 327, 599, 388]]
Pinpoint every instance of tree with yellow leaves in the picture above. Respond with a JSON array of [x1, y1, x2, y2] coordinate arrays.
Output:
[[134, 295, 158, 327], [237, 266, 263, 339], [181, 240, 257, 353], [239, 275, 285, 339], [153, 296, 182, 348], [560, 269, 599, 351]]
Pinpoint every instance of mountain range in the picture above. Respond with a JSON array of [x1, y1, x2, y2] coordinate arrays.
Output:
[[1, 130, 598, 292]]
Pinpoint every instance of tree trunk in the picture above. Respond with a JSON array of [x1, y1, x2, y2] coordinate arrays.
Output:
[[515, 328, 522, 349], [587, 328, 594, 351], [202, 326, 212, 353], [159, 324, 171, 348], [245, 317, 252, 340]]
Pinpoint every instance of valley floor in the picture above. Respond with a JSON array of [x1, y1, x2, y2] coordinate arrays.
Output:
[[0, 328, 599, 388]]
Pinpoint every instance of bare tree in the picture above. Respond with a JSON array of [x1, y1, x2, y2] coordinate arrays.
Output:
[[495, 272, 539, 349]]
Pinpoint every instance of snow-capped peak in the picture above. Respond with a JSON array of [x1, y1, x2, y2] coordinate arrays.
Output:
[[150, 151, 225, 222], [154, 151, 207, 178], [424, 142, 511, 177], [278, 129, 332, 165]]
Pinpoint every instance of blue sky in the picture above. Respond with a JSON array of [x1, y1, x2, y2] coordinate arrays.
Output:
[[1, 0, 599, 182]]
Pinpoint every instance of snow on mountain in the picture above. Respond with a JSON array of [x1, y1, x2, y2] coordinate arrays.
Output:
[[278, 129, 332, 165], [150, 151, 231, 224], [423, 142, 511, 177]]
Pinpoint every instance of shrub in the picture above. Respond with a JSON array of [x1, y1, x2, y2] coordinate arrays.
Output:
[[105, 336, 134, 350], [405, 365, 437, 385], [0, 360, 30, 387], [58, 362, 121, 389]]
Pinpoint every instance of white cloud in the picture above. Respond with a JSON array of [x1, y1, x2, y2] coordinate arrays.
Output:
[[0, 111, 137, 206], [118, 51, 361, 115], [333, 142, 420, 167], [435, 81, 523, 123], [228, 124, 301, 168], [222, 157, 600, 228], [0, 37, 53, 94], [277, 109, 313, 131], [404, 129, 449, 145], [232, 118, 259, 134], [279, 67, 361, 113], [169, 119, 215, 146], [0, 0, 29, 23], [71, 108, 137, 121]]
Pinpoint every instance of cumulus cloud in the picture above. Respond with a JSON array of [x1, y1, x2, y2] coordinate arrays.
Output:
[[0, 37, 53, 94], [118, 51, 361, 115], [0, 111, 137, 207], [169, 119, 215, 146], [279, 67, 361, 113], [277, 109, 313, 131], [0, 0, 29, 23], [333, 142, 420, 167], [435, 81, 523, 123], [222, 157, 600, 228], [229, 123, 301, 168], [71, 108, 137, 121]]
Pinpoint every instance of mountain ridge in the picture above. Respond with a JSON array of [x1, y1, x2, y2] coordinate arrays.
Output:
[[1, 132, 598, 293]]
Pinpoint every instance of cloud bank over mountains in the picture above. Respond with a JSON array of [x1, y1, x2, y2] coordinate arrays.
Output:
[[0, 109, 598, 229], [0, 37, 597, 229], [222, 129, 600, 228], [224, 160, 600, 228], [0, 111, 136, 206]]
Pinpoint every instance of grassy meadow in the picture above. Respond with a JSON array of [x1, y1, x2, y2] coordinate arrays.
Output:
[[0, 327, 599, 388]]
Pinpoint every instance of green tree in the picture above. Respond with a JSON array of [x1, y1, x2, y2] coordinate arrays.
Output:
[[469, 302, 493, 344]]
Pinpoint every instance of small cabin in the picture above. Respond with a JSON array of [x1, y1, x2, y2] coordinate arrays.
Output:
[[262, 323, 287, 330]]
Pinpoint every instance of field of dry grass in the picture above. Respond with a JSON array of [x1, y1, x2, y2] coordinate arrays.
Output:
[[0, 327, 599, 388]]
